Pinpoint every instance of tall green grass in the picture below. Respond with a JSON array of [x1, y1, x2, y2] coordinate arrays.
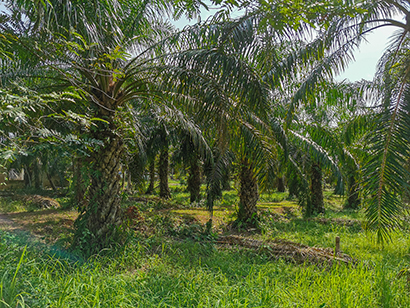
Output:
[[1, 190, 410, 307], [1, 227, 410, 307], [0, 246, 27, 308]]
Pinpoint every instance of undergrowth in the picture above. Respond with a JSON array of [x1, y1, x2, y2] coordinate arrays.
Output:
[[1, 227, 410, 307], [1, 189, 410, 307]]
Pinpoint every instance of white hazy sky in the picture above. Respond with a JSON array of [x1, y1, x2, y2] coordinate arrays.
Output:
[[0, 1, 401, 82], [337, 24, 400, 81], [174, 6, 402, 82]]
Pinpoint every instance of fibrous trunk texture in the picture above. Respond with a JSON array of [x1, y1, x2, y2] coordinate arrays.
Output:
[[237, 159, 259, 225], [74, 132, 124, 251], [309, 163, 325, 215], [187, 154, 201, 203], [88, 134, 123, 238], [159, 146, 171, 199]]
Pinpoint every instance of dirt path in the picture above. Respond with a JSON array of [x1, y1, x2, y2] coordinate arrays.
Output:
[[0, 212, 43, 244], [0, 213, 20, 231]]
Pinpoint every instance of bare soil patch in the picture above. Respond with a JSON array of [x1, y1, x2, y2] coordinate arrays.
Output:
[[0, 209, 77, 244]]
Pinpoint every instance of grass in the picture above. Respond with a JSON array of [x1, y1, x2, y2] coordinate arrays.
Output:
[[0, 186, 410, 307], [1, 231, 410, 307], [0, 197, 29, 213]]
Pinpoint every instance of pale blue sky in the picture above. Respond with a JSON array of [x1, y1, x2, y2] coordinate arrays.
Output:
[[0, 1, 400, 82]]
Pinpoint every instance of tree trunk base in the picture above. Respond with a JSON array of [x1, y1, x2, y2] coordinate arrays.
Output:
[[308, 163, 325, 216], [344, 175, 360, 209], [235, 159, 259, 227], [277, 176, 286, 193], [159, 146, 171, 199], [188, 155, 201, 203], [73, 134, 124, 255]]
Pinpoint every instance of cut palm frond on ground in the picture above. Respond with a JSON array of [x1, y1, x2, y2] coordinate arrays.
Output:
[[217, 235, 356, 266]]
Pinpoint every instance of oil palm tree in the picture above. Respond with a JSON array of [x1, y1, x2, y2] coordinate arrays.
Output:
[[2, 0, 279, 251], [180, 4, 350, 224], [313, 0, 410, 241], [275, 77, 370, 216], [0, 0, 211, 250], [246, 0, 410, 237]]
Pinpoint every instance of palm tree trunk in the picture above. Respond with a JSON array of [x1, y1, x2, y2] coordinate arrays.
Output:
[[204, 161, 220, 213], [74, 133, 124, 250], [277, 176, 286, 192], [345, 174, 360, 209], [287, 168, 298, 198], [146, 159, 155, 195], [46, 172, 57, 191], [309, 162, 325, 215], [221, 167, 231, 191], [187, 154, 201, 203], [24, 166, 32, 188], [159, 145, 171, 199], [34, 159, 42, 189], [73, 157, 87, 208], [237, 159, 259, 225]]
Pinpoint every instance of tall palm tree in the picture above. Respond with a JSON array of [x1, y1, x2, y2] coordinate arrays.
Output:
[[275, 77, 369, 216], [178, 4, 353, 224], [1, 0, 215, 250], [240, 0, 410, 233]]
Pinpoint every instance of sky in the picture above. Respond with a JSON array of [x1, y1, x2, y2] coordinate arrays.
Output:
[[173, 6, 401, 82], [0, 1, 400, 82], [337, 24, 399, 81]]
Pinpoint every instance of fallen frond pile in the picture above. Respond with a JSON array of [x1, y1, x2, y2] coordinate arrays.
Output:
[[217, 235, 357, 266]]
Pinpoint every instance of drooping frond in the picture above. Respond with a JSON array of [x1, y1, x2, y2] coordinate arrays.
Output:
[[362, 79, 410, 243]]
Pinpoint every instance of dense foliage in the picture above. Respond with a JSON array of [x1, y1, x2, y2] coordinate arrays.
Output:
[[1, 0, 410, 250]]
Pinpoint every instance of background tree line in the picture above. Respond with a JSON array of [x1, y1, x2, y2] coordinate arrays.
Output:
[[1, 0, 409, 253]]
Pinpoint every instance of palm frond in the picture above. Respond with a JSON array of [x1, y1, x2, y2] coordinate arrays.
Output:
[[362, 80, 410, 242]]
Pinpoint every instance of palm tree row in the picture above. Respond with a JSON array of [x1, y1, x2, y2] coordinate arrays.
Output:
[[2, 0, 410, 251]]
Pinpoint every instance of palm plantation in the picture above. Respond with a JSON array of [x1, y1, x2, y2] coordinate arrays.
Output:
[[1, 0, 271, 249], [2, 0, 410, 306], [0, 0, 407, 243]]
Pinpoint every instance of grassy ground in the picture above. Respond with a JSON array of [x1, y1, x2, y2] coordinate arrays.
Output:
[[0, 183, 410, 307]]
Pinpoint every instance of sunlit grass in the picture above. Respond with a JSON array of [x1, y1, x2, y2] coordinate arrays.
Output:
[[1, 228, 410, 308], [0, 197, 28, 213], [258, 200, 298, 208], [1, 186, 410, 307]]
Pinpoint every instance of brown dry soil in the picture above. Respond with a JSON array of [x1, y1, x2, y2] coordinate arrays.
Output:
[[0, 209, 78, 245]]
